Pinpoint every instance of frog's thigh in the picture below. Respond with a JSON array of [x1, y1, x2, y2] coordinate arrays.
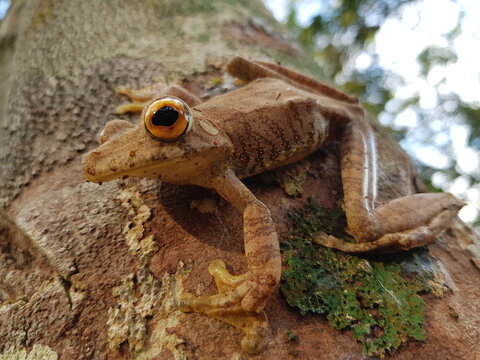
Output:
[[314, 195, 461, 252], [339, 121, 463, 245], [348, 191, 462, 244]]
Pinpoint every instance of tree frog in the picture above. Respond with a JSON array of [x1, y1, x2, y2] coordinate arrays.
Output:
[[82, 56, 464, 354]]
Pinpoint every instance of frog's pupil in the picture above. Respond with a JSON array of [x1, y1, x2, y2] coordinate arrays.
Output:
[[152, 106, 179, 126]]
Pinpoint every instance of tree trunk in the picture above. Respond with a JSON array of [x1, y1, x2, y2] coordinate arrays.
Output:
[[0, 0, 478, 359]]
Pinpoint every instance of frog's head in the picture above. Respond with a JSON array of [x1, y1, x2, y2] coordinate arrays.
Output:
[[82, 96, 231, 185]]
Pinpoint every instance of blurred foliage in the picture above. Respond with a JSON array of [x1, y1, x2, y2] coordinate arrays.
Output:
[[287, 0, 412, 79], [417, 46, 458, 76], [284, 0, 479, 228]]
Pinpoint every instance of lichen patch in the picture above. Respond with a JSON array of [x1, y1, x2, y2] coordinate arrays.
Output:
[[108, 186, 187, 357], [107, 265, 187, 359], [117, 188, 158, 261], [0, 344, 58, 360], [136, 268, 188, 360]]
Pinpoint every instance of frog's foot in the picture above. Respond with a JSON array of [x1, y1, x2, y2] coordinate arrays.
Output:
[[115, 84, 160, 114], [115, 101, 149, 114], [313, 205, 461, 253], [179, 260, 269, 354], [115, 83, 201, 114], [116, 83, 166, 102], [313, 231, 413, 253]]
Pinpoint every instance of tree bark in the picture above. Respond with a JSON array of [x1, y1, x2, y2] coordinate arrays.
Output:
[[0, 0, 479, 359]]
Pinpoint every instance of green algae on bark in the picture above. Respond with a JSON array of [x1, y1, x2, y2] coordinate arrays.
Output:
[[281, 198, 445, 357]]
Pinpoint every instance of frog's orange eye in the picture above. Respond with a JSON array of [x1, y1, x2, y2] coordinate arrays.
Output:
[[143, 96, 193, 141]]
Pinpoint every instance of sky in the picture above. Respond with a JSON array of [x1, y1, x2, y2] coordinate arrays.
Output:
[[265, 0, 479, 225], [0, 0, 8, 18]]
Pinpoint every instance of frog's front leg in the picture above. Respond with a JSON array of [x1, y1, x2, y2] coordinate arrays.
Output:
[[314, 120, 465, 253], [115, 82, 201, 114], [179, 170, 281, 354]]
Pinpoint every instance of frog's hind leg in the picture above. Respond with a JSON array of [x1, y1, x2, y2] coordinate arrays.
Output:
[[226, 56, 358, 104], [115, 83, 201, 114], [319, 119, 464, 253], [313, 202, 462, 253]]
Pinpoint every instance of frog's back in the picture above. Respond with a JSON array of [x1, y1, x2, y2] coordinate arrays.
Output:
[[195, 78, 342, 177]]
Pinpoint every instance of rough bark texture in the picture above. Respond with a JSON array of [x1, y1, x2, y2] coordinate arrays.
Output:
[[0, 0, 479, 359]]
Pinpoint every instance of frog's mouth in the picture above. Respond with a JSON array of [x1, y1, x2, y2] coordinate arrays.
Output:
[[82, 153, 174, 183], [82, 144, 220, 185], [82, 152, 190, 183]]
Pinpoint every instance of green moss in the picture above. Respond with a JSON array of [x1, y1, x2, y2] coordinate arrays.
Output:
[[449, 312, 459, 320], [146, 0, 213, 17], [209, 77, 224, 86], [281, 198, 444, 357], [146, 0, 269, 18], [287, 330, 299, 343], [262, 159, 310, 197], [183, 1, 216, 14], [197, 33, 210, 43]]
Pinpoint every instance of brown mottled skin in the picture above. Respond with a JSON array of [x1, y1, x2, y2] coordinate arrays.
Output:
[[82, 56, 464, 354]]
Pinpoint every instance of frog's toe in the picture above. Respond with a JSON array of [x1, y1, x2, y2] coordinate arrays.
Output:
[[178, 289, 268, 354], [208, 259, 248, 292], [178, 260, 272, 354], [115, 102, 148, 114], [177, 292, 195, 312], [313, 232, 380, 252], [114, 85, 133, 97], [114, 83, 164, 114], [178, 280, 248, 313], [115, 83, 165, 101]]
